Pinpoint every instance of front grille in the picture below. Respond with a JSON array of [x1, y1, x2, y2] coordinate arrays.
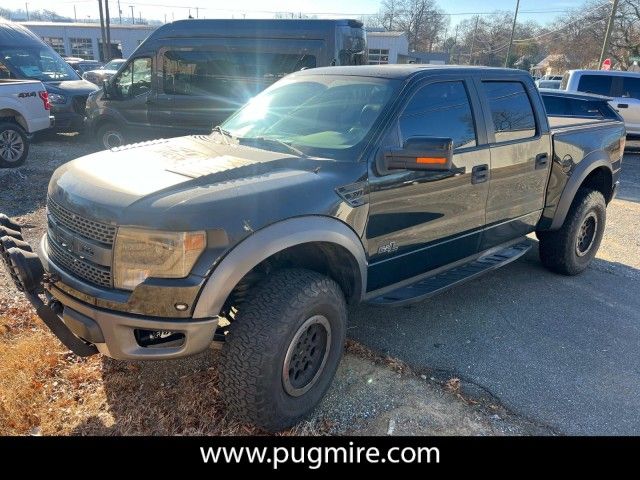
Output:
[[46, 197, 115, 288], [48, 198, 116, 245], [72, 95, 88, 115], [47, 236, 112, 288]]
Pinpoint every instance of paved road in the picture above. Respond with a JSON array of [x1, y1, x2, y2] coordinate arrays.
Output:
[[349, 153, 640, 435]]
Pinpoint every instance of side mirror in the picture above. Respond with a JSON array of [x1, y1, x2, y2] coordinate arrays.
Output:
[[383, 137, 454, 171], [102, 79, 114, 99]]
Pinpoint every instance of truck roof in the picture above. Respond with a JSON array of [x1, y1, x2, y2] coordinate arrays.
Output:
[[292, 64, 530, 80], [567, 69, 640, 78], [0, 19, 46, 47], [150, 18, 363, 39]]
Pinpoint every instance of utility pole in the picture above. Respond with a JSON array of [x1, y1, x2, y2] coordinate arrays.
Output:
[[117, 0, 122, 24], [105, 0, 111, 62], [504, 0, 520, 68], [130, 5, 134, 24], [196, 7, 199, 19], [98, 1, 108, 61], [469, 16, 479, 65], [139, 11, 142, 23], [599, 0, 619, 67], [73, 5, 77, 22], [25, 3, 29, 21], [453, 25, 459, 64]]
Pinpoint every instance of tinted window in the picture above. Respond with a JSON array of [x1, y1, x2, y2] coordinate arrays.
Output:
[[163, 50, 317, 98], [542, 95, 571, 116], [621, 76, 640, 99], [577, 75, 613, 96], [399, 81, 476, 149], [0, 46, 78, 82], [482, 81, 536, 142]]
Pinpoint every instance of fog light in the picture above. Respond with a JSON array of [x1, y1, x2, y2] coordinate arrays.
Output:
[[134, 329, 185, 348], [174, 302, 189, 311]]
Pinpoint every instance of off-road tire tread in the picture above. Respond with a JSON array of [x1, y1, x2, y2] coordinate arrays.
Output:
[[538, 188, 606, 275], [219, 268, 346, 431]]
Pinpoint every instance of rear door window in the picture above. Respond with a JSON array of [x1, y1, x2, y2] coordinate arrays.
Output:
[[577, 75, 613, 96], [621, 76, 640, 99], [482, 81, 536, 142]]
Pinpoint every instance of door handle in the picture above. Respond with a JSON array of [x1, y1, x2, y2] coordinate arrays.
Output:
[[471, 164, 489, 184], [618, 103, 629, 109], [535, 153, 549, 170]]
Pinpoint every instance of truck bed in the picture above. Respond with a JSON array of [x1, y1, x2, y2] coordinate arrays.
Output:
[[548, 115, 620, 131]]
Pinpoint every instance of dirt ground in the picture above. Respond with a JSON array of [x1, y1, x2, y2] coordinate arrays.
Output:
[[0, 135, 552, 436]]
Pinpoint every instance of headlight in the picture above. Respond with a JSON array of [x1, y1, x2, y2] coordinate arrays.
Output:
[[48, 93, 67, 104], [113, 228, 206, 290]]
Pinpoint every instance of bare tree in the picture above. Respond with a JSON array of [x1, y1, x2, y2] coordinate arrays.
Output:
[[374, 0, 450, 52]]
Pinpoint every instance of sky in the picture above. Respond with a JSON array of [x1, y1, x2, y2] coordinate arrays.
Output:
[[3, 0, 590, 27]]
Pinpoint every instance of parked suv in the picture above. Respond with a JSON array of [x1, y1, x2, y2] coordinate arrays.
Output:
[[562, 69, 640, 138], [1, 66, 624, 431], [0, 20, 98, 132]]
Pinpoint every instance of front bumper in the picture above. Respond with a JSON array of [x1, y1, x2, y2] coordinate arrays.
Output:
[[0, 217, 218, 360]]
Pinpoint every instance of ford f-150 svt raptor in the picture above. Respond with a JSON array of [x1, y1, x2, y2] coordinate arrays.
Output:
[[0, 66, 625, 431]]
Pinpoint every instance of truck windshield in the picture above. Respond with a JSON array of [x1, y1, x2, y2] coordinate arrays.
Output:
[[0, 46, 79, 82], [222, 75, 399, 160]]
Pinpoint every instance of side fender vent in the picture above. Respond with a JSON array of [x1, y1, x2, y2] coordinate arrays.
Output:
[[336, 181, 368, 207]]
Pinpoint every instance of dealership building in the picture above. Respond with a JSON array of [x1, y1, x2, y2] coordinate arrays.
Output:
[[366, 30, 449, 65], [20, 21, 156, 60]]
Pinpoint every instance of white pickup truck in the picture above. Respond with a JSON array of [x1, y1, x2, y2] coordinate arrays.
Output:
[[0, 79, 54, 167]]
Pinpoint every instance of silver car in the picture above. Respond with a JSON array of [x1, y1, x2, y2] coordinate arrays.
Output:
[[82, 58, 127, 86], [562, 69, 640, 137]]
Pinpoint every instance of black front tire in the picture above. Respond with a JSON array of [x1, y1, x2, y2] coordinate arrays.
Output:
[[0, 122, 29, 168], [96, 122, 126, 150], [219, 268, 347, 432], [538, 188, 606, 275]]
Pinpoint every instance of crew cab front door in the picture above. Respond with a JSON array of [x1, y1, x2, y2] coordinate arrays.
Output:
[[366, 78, 490, 293]]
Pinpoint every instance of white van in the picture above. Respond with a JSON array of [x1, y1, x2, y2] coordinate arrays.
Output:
[[562, 69, 640, 137]]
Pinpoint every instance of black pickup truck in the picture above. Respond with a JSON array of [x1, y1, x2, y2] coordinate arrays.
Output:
[[0, 66, 625, 431]]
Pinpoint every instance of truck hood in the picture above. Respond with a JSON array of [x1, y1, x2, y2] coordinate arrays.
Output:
[[48, 135, 364, 233], [45, 79, 99, 95]]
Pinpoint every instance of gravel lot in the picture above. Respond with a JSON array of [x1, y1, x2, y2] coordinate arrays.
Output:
[[0, 135, 549, 436]]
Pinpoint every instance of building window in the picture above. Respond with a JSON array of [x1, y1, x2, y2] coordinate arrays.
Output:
[[69, 38, 94, 59], [42, 37, 65, 56], [368, 48, 390, 65]]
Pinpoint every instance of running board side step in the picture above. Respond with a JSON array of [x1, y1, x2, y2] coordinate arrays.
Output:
[[367, 242, 531, 307]]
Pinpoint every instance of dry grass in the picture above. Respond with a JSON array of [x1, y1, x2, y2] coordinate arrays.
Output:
[[0, 301, 349, 436], [0, 301, 275, 436]]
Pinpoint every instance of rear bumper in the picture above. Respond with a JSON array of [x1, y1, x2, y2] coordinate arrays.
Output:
[[0, 220, 218, 360]]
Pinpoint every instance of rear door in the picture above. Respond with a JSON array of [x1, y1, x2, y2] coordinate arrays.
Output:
[[612, 75, 640, 136], [475, 77, 552, 250]]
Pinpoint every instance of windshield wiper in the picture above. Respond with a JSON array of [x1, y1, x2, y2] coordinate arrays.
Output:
[[240, 136, 308, 158], [211, 125, 233, 145]]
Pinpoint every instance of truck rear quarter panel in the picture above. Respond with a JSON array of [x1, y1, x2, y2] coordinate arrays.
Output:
[[539, 121, 625, 230]]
